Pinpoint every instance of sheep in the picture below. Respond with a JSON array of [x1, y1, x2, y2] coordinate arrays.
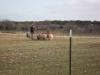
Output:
[[47, 33, 54, 40], [37, 33, 47, 40], [37, 32, 54, 40]]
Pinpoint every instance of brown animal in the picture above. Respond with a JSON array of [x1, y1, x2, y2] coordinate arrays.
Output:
[[26, 32, 30, 38]]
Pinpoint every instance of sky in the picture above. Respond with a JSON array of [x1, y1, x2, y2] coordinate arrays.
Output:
[[0, 0, 100, 21]]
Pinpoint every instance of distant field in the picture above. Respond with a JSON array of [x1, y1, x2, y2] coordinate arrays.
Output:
[[0, 33, 100, 75]]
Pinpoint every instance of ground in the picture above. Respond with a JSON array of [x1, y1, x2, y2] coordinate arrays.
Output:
[[0, 33, 100, 75]]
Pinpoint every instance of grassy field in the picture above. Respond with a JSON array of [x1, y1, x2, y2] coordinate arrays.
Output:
[[0, 33, 100, 75]]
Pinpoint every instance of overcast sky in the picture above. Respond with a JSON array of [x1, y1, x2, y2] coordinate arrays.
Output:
[[0, 0, 100, 21]]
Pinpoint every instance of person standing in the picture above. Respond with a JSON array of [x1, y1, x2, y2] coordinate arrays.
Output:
[[30, 25, 35, 40]]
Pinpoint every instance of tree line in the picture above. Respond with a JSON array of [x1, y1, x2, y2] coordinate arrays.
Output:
[[0, 20, 100, 34]]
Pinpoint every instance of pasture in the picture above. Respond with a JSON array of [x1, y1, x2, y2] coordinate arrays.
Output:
[[0, 33, 100, 75]]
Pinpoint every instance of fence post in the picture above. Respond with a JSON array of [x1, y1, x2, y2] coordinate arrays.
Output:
[[69, 29, 72, 75]]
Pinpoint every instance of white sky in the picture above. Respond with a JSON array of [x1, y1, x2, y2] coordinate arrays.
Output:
[[0, 0, 100, 21]]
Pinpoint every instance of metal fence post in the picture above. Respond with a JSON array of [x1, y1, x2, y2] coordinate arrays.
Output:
[[69, 29, 72, 75]]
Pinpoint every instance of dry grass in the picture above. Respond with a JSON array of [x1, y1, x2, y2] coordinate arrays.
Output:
[[0, 33, 100, 75]]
